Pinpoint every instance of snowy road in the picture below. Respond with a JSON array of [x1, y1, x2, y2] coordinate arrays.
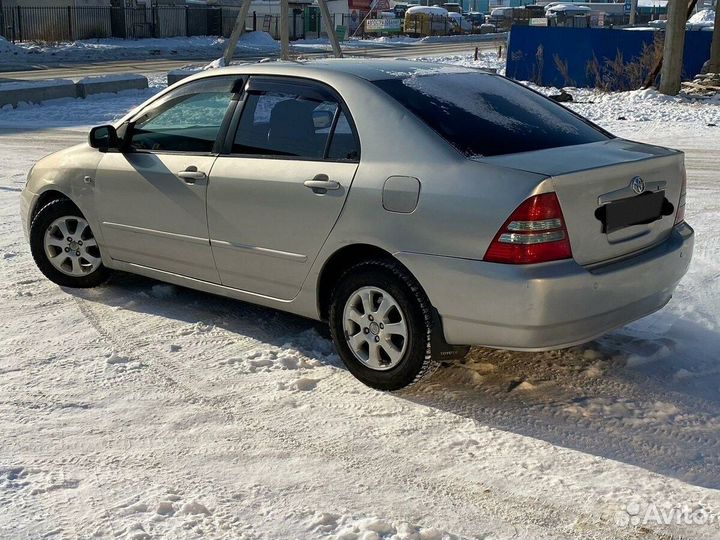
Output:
[[1, 75, 720, 538]]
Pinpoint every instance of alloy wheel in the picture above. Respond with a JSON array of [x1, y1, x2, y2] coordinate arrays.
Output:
[[43, 216, 102, 277], [342, 286, 409, 371]]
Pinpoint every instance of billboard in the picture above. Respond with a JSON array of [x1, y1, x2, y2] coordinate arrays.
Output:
[[348, 0, 390, 11], [365, 18, 402, 32]]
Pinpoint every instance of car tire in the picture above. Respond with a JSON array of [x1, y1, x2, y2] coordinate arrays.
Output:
[[30, 199, 110, 288], [329, 259, 437, 391]]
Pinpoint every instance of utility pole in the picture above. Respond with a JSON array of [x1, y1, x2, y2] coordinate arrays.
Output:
[[659, 0, 689, 95], [708, 0, 720, 73], [223, 0, 342, 64]]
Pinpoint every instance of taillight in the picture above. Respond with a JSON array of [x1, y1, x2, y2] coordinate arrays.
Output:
[[674, 170, 686, 225], [483, 192, 573, 264]]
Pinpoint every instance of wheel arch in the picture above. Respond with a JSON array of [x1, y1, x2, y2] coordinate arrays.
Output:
[[30, 189, 79, 224], [316, 243, 422, 322]]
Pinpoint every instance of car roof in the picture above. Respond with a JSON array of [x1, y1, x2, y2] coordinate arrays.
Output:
[[194, 58, 479, 83]]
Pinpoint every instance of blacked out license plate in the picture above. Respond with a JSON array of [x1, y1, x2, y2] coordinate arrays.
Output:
[[601, 190, 666, 234]]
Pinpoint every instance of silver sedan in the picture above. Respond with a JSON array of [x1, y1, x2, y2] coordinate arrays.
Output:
[[21, 59, 694, 390]]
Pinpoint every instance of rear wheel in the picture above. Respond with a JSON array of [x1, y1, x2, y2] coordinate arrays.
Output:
[[329, 260, 437, 391], [30, 199, 109, 288]]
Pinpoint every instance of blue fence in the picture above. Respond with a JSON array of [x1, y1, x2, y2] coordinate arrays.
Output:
[[506, 25, 713, 88]]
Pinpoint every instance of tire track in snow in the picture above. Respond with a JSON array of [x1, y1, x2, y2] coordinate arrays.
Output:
[[68, 289, 629, 540]]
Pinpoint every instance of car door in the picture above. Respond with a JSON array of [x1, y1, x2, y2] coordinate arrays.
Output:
[[207, 76, 360, 300], [93, 76, 241, 282]]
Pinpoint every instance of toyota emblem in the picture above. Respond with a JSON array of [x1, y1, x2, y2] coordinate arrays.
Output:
[[631, 176, 645, 194]]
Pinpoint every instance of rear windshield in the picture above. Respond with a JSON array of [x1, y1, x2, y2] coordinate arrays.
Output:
[[372, 71, 610, 157]]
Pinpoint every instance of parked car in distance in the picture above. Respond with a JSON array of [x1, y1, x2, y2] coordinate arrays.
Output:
[[465, 11, 486, 31], [404, 5, 451, 36], [442, 2, 462, 13], [22, 60, 693, 390], [448, 11, 473, 33]]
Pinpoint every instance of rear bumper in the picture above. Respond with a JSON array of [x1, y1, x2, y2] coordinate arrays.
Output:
[[396, 222, 694, 350]]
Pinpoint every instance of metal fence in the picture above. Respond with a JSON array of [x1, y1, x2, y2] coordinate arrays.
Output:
[[0, 5, 318, 42], [0, 5, 490, 44]]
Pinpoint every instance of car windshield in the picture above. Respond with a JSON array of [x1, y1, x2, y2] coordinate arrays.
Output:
[[371, 70, 611, 157]]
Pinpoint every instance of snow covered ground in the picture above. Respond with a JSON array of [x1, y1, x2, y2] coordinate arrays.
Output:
[[0, 32, 502, 70], [0, 33, 277, 68], [1, 55, 720, 539]]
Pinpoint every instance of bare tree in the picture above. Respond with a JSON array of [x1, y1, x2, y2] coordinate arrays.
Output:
[[659, 0, 690, 95], [708, 2, 720, 73]]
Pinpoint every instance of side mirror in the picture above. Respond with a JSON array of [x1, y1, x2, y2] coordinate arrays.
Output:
[[88, 125, 120, 152], [313, 110, 334, 130]]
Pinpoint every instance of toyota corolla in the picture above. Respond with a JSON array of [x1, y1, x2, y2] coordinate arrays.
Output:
[[21, 60, 694, 390]]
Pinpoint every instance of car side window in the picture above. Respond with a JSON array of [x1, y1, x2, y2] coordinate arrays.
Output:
[[128, 76, 239, 153], [327, 111, 359, 161], [232, 79, 359, 162]]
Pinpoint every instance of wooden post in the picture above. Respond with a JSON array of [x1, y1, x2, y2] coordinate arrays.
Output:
[[280, 0, 289, 59], [317, 0, 342, 57], [658, 0, 689, 95], [222, 0, 253, 66], [223, 0, 341, 63]]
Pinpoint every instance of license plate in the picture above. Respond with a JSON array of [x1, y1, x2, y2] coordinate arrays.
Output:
[[597, 191, 666, 234]]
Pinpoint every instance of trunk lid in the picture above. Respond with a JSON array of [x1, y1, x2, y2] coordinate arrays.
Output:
[[478, 138, 685, 266]]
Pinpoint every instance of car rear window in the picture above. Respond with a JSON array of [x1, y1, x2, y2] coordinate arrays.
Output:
[[371, 71, 610, 157]]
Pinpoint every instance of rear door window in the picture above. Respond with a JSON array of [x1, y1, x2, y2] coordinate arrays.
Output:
[[232, 77, 359, 161], [372, 70, 610, 157]]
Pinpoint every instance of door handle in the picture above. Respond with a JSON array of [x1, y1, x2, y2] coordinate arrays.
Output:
[[304, 176, 340, 193], [177, 166, 207, 184]]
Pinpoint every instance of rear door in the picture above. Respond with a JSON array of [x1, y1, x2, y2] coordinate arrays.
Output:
[[207, 76, 360, 300]]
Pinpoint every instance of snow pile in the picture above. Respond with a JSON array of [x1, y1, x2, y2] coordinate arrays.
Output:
[[411, 52, 506, 74], [235, 30, 280, 51], [535, 84, 720, 126], [688, 8, 715, 25], [5, 32, 279, 66], [0, 36, 21, 54], [203, 57, 226, 70], [20, 34, 224, 55], [307, 512, 469, 539], [421, 53, 720, 127]]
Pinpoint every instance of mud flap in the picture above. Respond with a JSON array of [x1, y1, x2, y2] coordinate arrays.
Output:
[[430, 308, 470, 362]]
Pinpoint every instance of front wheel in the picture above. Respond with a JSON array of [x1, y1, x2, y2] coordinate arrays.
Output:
[[329, 260, 437, 391], [29, 199, 109, 288]]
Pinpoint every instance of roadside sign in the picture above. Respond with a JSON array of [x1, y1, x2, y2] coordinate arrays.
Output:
[[624, 0, 632, 14], [335, 25, 348, 40], [529, 17, 547, 26], [365, 18, 402, 33]]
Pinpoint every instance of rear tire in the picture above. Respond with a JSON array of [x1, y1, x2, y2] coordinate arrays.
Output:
[[30, 199, 109, 288], [329, 259, 437, 391]]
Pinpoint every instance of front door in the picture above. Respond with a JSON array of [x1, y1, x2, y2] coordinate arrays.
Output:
[[94, 75, 241, 282], [207, 76, 361, 300]]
